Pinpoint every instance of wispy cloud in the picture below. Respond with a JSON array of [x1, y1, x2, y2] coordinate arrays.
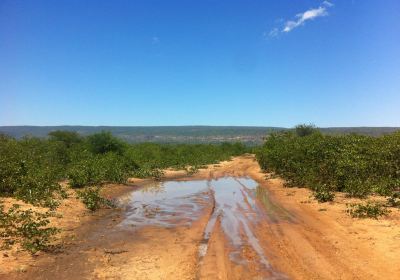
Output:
[[322, 1, 334, 8], [268, 28, 279, 37], [269, 1, 333, 36]]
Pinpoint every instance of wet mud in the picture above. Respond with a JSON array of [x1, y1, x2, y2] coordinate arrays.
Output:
[[120, 177, 288, 279]]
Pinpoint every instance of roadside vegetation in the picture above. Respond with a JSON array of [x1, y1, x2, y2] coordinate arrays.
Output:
[[256, 124, 400, 218], [346, 202, 390, 219], [0, 131, 247, 252]]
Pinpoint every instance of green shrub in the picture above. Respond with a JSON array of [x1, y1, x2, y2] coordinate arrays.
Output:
[[67, 152, 138, 187], [67, 156, 103, 188], [99, 152, 138, 183], [342, 179, 372, 198], [77, 187, 115, 212], [48, 130, 82, 148], [313, 184, 335, 202], [0, 203, 59, 253], [346, 202, 390, 219]]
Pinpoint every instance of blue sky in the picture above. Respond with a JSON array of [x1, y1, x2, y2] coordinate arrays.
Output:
[[1, 0, 399, 127]]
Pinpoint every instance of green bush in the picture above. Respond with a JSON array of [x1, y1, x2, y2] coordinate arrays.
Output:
[[0, 203, 59, 253], [48, 130, 82, 148], [67, 154, 103, 188], [77, 187, 115, 212], [67, 152, 138, 188], [313, 184, 335, 202], [346, 202, 390, 219], [99, 152, 138, 183]]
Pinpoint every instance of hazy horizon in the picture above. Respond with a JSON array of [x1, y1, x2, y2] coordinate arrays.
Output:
[[1, 125, 400, 128]]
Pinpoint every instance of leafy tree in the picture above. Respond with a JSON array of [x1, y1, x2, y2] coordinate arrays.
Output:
[[294, 124, 318, 137], [86, 131, 126, 155], [48, 130, 82, 148]]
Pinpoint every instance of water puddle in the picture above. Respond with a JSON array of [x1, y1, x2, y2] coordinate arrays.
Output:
[[121, 180, 210, 227], [121, 177, 288, 279]]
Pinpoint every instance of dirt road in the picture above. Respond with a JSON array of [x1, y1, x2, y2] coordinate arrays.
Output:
[[3, 155, 400, 279]]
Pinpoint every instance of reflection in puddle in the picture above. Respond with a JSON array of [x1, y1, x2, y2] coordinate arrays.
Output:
[[121, 180, 210, 227], [121, 177, 288, 279]]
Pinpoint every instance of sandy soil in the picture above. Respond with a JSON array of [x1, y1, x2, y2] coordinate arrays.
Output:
[[1, 155, 400, 279]]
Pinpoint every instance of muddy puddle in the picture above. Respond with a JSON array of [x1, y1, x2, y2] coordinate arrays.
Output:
[[120, 177, 288, 279], [121, 180, 211, 227]]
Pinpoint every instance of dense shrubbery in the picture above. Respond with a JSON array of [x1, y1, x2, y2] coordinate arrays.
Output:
[[67, 151, 137, 188], [1, 131, 246, 202], [0, 135, 66, 208], [256, 125, 400, 200], [127, 142, 247, 169]]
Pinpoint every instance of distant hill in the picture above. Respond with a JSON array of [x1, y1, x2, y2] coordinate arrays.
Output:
[[0, 126, 398, 145], [0, 126, 283, 145], [319, 127, 400, 136]]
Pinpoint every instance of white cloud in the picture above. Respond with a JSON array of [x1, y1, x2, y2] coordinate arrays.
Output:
[[322, 1, 334, 8], [283, 6, 328, 32], [269, 1, 334, 36]]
